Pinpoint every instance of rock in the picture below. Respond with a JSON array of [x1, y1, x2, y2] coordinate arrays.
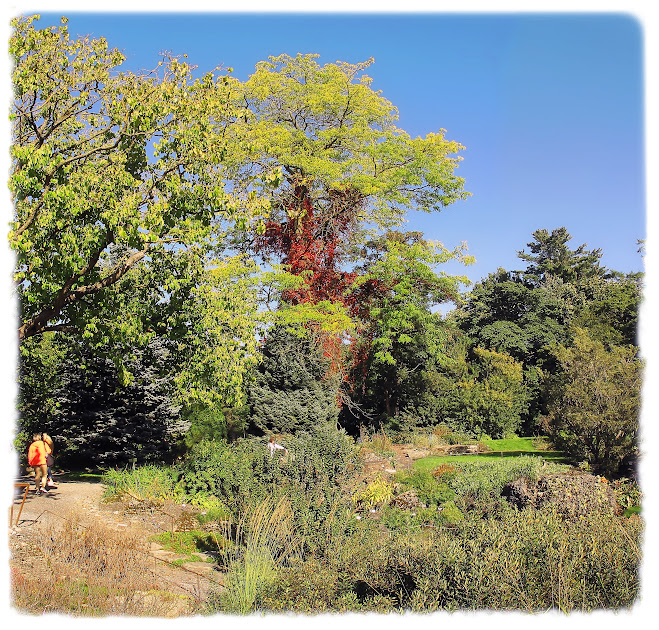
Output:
[[390, 489, 426, 510], [502, 472, 619, 518]]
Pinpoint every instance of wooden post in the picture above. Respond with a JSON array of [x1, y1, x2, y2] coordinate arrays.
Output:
[[10, 483, 30, 526]]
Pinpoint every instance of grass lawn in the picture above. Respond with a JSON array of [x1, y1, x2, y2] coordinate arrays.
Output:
[[414, 436, 568, 471]]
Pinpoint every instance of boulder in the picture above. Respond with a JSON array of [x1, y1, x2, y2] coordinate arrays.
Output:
[[502, 472, 618, 518]]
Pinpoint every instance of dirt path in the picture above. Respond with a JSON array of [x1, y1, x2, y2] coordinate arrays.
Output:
[[9, 474, 223, 613]]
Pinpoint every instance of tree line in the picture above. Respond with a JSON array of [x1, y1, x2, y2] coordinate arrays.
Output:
[[11, 16, 642, 477]]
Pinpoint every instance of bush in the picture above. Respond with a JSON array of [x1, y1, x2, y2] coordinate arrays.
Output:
[[395, 468, 455, 506], [352, 475, 394, 511], [448, 456, 568, 504], [178, 426, 361, 555], [102, 465, 185, 503], [275, 507, 642, 612], [543, 327, 642, 477], [177, 439, 263, 514]]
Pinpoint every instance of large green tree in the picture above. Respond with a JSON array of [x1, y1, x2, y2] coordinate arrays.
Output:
[[10, 16, 262, 344], [516, 227, 607, 287], [224, 53, 470, 235], [18, 335, 186, 467], [343, 232, 472, 428], [10, 15, 270, 409], [542, 327, 642, 476], [453, 228, 642, 433]]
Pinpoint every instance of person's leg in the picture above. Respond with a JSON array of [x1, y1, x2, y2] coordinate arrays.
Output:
[[46, 467, 57, 488], [36, 465, 47, 491], [33, 465, 43, 491]]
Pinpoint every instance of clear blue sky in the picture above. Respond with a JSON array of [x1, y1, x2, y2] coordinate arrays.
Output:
[[35, 11, 646, 286]]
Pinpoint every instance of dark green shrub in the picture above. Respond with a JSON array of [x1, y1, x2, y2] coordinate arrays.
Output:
[[180, 427, 360, 555], [395, 468, 455, 506], [178, 439, 263, 513]]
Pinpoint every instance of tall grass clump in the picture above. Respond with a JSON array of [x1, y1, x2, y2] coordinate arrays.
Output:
[[217, 496, 302, 614]]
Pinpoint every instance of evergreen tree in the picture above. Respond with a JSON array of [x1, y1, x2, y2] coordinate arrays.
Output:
[[516, 227, 607, 286], [248, 327, 341, 434], [19, 337, 186, 467]]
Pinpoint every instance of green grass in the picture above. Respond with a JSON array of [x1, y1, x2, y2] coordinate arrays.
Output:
[[482, 436, 539, 451], [623, 506, 641, 517], [415, 436, 567, 471]]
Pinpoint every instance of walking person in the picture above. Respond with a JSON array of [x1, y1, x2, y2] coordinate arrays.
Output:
[[27, 433, 48, 495], [42, 433, 57, 489]]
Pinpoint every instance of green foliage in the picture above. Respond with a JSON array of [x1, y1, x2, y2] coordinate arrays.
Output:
[[260, 558, 395, 613], [218, 497, 302, 614], [571, 272, 642, 346], [453, 228, 642, 436], [346, 235, 473, 427], [352, 475, 394, 510], [517, 227, 606, 286], [21, 336, 186, 468], [247, 326, 341, 434], [438, 500, 464, 525], [178, 425, 361, 554], [543, 328, 642, 476], [188, 495, 232, 524], [225, 54, 470, 228], [456, 347, 529, 438], [611, 478, 642, 512], [152, 530, 219, 558], [17, 333, 67, 438], [395, 469, 455, 507], [182, 403, 227, 445], [262, 507, 640, 612], [444, 456, 568, 503], [11, 16, 261, 350], [178, 439, 258, 513], [171, 255, 262, 408], [102, 465, 184, 503]]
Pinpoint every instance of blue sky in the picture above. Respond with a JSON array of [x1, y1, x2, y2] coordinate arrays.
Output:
[[33, 10, 646, 288]]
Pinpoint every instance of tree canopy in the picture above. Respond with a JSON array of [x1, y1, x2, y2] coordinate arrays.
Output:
[[10, 16, 262, 347]]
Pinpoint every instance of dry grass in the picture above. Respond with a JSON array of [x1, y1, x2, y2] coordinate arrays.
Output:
[[11, 510, 197, 617], [357, 430, 396, 456]]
